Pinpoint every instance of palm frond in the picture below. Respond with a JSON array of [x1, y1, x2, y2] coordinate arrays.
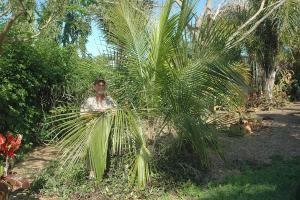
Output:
[[276, 0, 300, 44], [89, 115, 112, 180], [48, 108, 150, 187]]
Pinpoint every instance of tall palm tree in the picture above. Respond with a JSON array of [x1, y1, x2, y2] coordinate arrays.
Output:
[[49, 0, 249, 187], [222, 0, 300, 99]]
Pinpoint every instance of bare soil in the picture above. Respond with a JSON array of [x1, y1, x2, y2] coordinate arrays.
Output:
[[210, 102, 300, 180], [223, 102, 300, 163], [9, 146, 58, 200]]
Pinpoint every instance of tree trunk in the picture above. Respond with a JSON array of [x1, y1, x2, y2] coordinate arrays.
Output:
[[264, 68, 277, 99], [261, 18, 278, 100]]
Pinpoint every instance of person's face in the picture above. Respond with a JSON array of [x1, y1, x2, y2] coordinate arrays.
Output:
[[94, 82, 106, 95]]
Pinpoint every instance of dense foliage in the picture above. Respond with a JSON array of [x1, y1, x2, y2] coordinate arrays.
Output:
[[0, 0, 300, 198], [0, 37, 105, 148], [48, 0, 251, 187]]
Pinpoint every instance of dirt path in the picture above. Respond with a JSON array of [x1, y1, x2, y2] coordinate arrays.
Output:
[[13, 146, 57, 182], [9, 146, 58, 200], [215, 102, 300, 172]]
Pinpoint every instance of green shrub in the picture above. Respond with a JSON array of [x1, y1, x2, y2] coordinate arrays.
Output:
[[288, 80, 300, 101], [31, 161, 95, 200], [0, 38, 106, 148]]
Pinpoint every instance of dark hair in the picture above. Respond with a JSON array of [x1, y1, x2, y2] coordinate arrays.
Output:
[[94, 79, 106, 86]]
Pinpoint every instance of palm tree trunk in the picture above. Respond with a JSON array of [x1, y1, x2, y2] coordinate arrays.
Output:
[[261, 18, 278, 100], [264, 68, 277, 99]]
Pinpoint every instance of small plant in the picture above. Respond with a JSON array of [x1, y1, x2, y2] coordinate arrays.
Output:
[[0, 132, 22, 176], [0, 131, 29, 199], [226, 124, 248, 137]]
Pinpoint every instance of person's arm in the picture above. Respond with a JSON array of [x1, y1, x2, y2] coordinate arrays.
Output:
[[80, 98, 92, 114], [107, 96, 117, 108], [106, 96, 117, 114]]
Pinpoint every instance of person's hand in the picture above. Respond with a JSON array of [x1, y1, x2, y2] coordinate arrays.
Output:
[[98, 108, 105, 113]]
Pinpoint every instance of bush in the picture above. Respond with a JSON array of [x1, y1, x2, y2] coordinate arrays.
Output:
[[31, 161, 94, 199], [288, 80, 300, 101], [0, 38, 106, 149]]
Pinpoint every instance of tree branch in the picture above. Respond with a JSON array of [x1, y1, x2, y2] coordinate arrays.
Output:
[[29, 14, 54, 39], [227, 0, 285, 48], [18, 0, 26, 13], [0, 3, 11, 18], [0, 11, 24, 46], [227, 0, 267, 43], [175, 0, 213, 30], [196, 0, 212, 28], [213, 0, 226, 20], [0, 0, 26, 49]]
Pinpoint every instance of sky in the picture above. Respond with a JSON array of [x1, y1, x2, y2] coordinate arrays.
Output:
[[85, 0, 220, 57], [86, 20, 106, 56]]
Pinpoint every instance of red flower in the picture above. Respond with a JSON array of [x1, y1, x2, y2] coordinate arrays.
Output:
[[7, 132, 14, 144], [1, 143, 8, 154], [10, 134, 22, 151], [7, 149, 15, 158], [0, 133, 5, 145], [0, 132, 22, 159]]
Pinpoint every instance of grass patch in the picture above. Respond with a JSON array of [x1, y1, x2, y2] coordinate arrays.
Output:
[[163, 156, 300, 200], [31, 157, 300, 200]]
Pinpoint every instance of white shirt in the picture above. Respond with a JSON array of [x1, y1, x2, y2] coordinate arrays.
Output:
[[80, 96, 116, 112]]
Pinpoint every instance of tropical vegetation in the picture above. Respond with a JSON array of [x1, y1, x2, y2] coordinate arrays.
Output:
[[0, 0, 300, 199]]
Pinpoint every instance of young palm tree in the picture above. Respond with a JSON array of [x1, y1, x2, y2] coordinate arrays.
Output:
[[49, 0, 250, 187]]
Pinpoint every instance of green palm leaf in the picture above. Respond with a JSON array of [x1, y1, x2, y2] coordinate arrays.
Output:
[[48, 109, 150, 187]]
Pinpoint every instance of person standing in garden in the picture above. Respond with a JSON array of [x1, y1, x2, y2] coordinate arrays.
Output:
[[80, 79, 116, 113], [80, 79, 116, 178]]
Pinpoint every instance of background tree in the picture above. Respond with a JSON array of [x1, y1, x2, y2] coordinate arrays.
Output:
[[0, 0, 66, 48], [221, 0, 300, 99], [0, 0, 28, 49], [57, 0, 94, 55], [0, 0, 96, 55]]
